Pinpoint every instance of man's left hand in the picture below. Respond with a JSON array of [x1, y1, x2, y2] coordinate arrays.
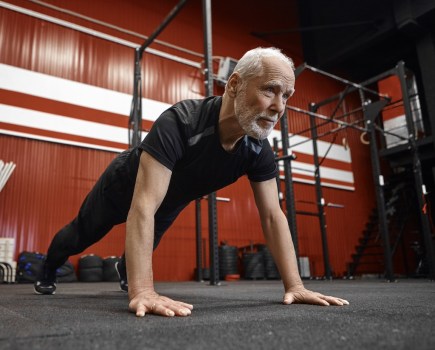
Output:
[[283, 287, 349, 306]]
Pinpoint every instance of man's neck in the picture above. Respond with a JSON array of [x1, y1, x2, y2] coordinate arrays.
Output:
[[218, 93, 245, 152]]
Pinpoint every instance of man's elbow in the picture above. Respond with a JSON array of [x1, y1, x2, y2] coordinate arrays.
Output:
[[126, 204, 152, 228], [261, 210, 286, 232], [262, 208, 286, 223]]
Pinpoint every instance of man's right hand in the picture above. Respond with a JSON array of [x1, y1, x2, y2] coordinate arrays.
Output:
[[128, 289, 193, 317]]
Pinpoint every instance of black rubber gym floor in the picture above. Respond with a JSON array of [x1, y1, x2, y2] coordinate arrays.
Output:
[[1, 279, 434, 350]]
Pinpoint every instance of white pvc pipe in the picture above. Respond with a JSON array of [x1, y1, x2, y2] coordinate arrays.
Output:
[[0, 163, 11, 190], [0, 161, 6, 186], [0, 162, 16, 192]]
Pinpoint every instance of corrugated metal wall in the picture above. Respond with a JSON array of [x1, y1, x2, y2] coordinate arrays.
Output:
[[0, 0, 377, 280]]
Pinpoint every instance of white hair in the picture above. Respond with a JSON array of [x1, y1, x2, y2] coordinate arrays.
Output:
[[233, 47, 295, 82]]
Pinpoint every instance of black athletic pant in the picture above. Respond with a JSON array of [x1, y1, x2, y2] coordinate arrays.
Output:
[[45, 152, 136, 270]]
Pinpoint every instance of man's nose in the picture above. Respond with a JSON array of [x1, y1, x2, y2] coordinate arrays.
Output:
[[271, 95, 285, 116]]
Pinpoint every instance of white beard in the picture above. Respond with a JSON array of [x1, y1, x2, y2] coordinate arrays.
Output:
[[234, 92, 278, 140]]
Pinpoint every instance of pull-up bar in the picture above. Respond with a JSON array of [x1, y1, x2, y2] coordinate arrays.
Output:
[[286, 105, 367, 133], [296, 63, 386, 100], [287, 104, 367, 140], [129, 0, 189, 148], [138, 0, 188, 58]]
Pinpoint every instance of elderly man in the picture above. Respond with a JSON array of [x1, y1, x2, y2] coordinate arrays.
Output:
[[35, 47, 349, 316]]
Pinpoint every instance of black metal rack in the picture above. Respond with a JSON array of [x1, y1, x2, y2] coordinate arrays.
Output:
[[279, 61, 435, 281]]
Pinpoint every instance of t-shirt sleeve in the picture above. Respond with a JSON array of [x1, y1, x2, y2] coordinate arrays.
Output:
[[139, 108, 186, 171], [247, 140, 278, 182]]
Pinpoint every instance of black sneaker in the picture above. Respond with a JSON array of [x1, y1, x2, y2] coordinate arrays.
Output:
[[34, 263, 57, 295], [115, 260, 128, 292]]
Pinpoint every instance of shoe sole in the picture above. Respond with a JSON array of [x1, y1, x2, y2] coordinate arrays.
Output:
[[33, 286, 56, 295]]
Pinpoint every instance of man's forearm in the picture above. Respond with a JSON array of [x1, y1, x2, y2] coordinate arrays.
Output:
[[125, 209, 156, 298], [262, 212, 303, 291], [125, 207, 194, 317]]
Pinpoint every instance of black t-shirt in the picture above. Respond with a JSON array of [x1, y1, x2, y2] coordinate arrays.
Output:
[[138, 96, 277, 246]]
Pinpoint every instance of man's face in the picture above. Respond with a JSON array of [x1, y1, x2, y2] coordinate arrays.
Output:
[[234, 57, 295, 140]]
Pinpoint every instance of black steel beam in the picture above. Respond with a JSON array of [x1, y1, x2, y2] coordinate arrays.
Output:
[[364, 99, 395, 282], [301, 64, 383, 106], [208, 191, 219, 285], [296, 210, 321, 217], [415, 33, 435, 147], [309, 103, 332, 280], [129, 48, 143, 147], [313, 65, 396, 110], [397, 62, 435, 280], [273, 138, 283, 208], [288, 104, 366, 140], [286, 105, 367, 133], [138, 0, 189, 58], [195, 199, 203, 281], [279, 110, 300, 263], [202, 0, 219, 286]]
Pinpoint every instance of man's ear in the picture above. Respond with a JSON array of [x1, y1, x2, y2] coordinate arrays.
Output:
[[227, 73, 240, 97]]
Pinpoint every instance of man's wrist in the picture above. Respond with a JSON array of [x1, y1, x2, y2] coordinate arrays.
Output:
[[283, 279, 304, 293], [128, 284, 157, 300]]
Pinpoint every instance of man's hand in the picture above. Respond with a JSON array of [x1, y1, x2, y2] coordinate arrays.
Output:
[[284, 287, 349, 306], [129, 289, 193, 317]]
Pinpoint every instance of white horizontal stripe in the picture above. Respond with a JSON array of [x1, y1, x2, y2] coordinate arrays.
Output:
[[279, 161, 354, 184], [317, 140, 351, 163], [0, 129, 125, 153], [318, 165, 354, 184], [282, 161, 314, 175], [0, 63, 171, 122], [269, 129, 352, 163], [0, 104, 127, 143], [279, 175, 355, 191], [383, 115, 407, 129]]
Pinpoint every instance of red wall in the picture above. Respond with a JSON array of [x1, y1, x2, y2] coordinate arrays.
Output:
[[0, 0, 376, 280]]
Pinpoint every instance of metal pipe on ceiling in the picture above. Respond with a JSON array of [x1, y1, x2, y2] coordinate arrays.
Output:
[[0, 1, 201, 68]]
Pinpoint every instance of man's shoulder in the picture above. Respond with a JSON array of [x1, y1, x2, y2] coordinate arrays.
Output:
[[169, 96, 221, 134], [171, 96, 221, 119]]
